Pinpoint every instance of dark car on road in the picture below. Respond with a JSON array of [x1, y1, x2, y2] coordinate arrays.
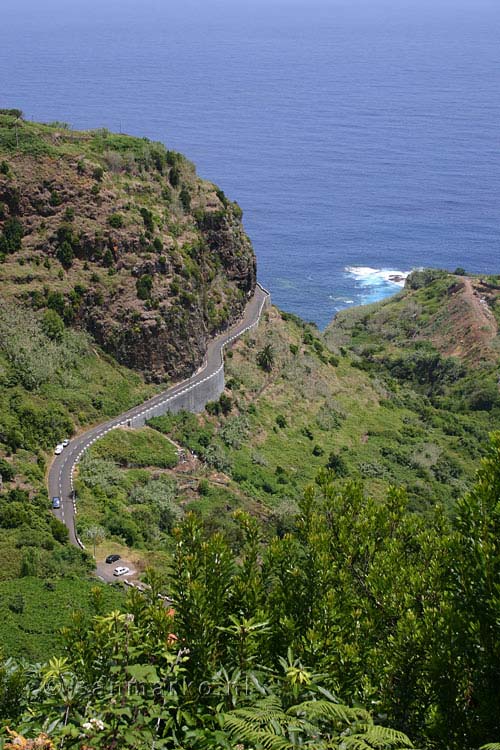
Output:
[[52, 496, 61, 509], [105, 554, 121, 564]]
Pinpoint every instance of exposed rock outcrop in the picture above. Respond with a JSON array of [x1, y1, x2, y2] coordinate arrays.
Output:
[[0, 114, 256, 381]]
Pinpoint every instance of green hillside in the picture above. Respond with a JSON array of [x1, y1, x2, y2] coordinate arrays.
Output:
[[1, 113, 499, 750]]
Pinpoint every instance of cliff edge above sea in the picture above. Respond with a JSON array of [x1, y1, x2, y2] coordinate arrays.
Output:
[[0, 110, 256, 382]]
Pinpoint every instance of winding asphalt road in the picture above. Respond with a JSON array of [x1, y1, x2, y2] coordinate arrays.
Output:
[[47, 284, 269, 547]]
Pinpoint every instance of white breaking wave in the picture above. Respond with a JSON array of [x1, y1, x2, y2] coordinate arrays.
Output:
[[345, 266, 410, 287]]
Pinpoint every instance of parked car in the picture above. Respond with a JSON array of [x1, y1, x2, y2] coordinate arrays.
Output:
[[105, 554, 121, 564], [62, 439, 70, 447], [52, 496, 61, 509], [54, 444, 64, 455], [113, 566, 130, 577]]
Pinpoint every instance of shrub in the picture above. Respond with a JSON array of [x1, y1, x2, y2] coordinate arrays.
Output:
[[0, 459, 14, 482], [49, 190, 62, 207], [108, 213, 123, 228], [46, 291, 65, 316], [406, 268, 444, 290], [220, 415, 249, 448], [203, 444, 231, 472], [93, 165, 104, 181], [232, 202, 243, 220], [179, 186, 191, 212], [102, 249, 114, 267], [326, 451, 348, 476], [466, 384, 500, 412], [0, 217, 23, 254], [56, 223, 75, 246], [41, 309, 64, 341], [56, 241, 74, 269], [276, 414, 287, 428], [136, 274, 153, 300], [206, 401, 220, 416], [140, 207, 154, 232], [219, 393, 232, 416], [169, 166, 180, 188]]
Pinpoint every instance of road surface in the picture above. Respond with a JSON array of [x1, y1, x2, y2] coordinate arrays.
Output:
[[47, 284, 269, 547]]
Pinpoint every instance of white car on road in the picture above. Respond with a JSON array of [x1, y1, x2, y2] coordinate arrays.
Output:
[[113, 566, 130, 577], [54, 444, 64, 455]]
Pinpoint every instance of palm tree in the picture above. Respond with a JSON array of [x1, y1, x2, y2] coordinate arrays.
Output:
[[257, 343, 275, 373]]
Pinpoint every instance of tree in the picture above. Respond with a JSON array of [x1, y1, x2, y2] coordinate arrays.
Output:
[[325, 451, 347, 475], [41, 309, 64, 341], [169, 165, 180, 188], [102, 248, 114, 267], [179, 186, 191, 212], [84, 525, 105, 557], [257, 343, 275, 372], [107, 213, 123, 228], [219, 393, 232, 416], [0, 459, 14, 482], [56, 241, 74, 269], [136, 274, 153, 300], [0, 217, 23, 254], [430, 433, 500, 748]]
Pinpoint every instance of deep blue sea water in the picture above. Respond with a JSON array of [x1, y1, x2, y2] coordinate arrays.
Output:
[[1, 0, 499, 328]]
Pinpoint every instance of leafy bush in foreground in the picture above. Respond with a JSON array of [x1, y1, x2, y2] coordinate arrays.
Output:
[[5, 435, 500, 749]]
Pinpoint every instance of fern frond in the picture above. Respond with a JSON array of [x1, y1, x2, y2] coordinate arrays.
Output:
[[481, 745, 500, 750], [289, 699, 369, 725], [222, 714, 292, 750], [230, 707, 288, 726], [341, 724, 414, 749]]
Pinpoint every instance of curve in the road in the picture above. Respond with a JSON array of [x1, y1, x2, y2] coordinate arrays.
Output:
[[48, 283, 270, 548]]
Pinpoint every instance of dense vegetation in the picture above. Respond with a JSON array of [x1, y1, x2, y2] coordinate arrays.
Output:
[[0, 111, 255, 382], [0, 302, 157, 584], [1, 437, 499, 748], [1, 111, 500, 750]]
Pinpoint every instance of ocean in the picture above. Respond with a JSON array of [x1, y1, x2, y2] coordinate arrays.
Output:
[[1, 0, 499, 328]]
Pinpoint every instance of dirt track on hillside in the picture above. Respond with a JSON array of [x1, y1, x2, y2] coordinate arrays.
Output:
[[430, 277, 498, 363]]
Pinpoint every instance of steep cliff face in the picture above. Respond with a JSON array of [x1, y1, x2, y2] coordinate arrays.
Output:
[[0, 112, 256, 381]]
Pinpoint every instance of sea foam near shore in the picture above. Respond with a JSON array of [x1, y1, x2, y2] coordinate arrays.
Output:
[[344, 266, 411, 306]]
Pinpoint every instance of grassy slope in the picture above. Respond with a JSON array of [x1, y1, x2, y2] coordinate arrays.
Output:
[[0, 577, 123, 661], [220, 303, 496, 512], [74, 279, 500, 581], [0, 306, 156, 654]]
